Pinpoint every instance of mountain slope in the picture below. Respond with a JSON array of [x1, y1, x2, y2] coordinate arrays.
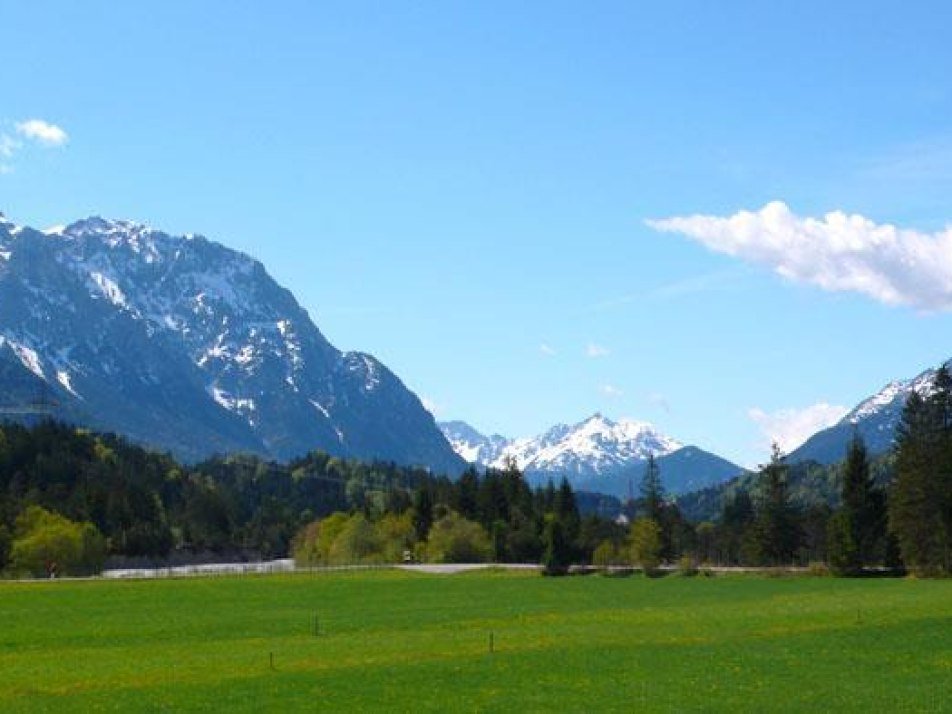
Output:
[[0, 212, 464, 474], [788, 364, 942, 465], [440, 415, 744, 495]]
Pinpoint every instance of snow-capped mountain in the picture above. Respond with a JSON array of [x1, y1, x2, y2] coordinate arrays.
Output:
[[439, 420, 511, 466], [439, 414, 743, 496], [0, 212, 465, 473], [788, 362, 945, 465]]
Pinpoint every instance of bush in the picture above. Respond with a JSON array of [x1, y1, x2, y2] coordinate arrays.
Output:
[[592, 539, 629, 568], [677, 555, 699, 576], [427, 511, 492, 563], [327, 514, 384, 565], [9, 505, 106, 577], [292, 512, 351, 566]]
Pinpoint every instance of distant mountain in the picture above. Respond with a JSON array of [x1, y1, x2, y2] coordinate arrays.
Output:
[[788, 363, 943, 465], [0, 212, 465, 474], [439, 420, 510, 466], [439, 414, 744, 496]]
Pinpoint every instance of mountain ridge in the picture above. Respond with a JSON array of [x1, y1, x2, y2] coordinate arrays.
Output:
[[788, 361, 946, 465], [0, 212, 465, 474], [440, 415, 745, 496]]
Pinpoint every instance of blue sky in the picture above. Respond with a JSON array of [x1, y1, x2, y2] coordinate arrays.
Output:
[[3, 1, 952, 467]]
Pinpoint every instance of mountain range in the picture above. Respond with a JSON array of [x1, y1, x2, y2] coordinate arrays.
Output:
[[439, 414, 745, 497], [0, 212, 465, 474]]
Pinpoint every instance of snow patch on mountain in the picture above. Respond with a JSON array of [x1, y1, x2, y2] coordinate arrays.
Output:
[[1, 337, 45, 379]]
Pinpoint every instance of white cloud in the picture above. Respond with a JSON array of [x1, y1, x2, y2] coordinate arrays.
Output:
[[747, 402, 848, 454], [539, 343, 556, 356], [586, 343, 610, 358], [600, 384, 623, 398], [647, 201, 952, 311], [16, 119, 68, 146]]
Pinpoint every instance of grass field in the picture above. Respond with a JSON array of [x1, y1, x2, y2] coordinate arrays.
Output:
[[0, 570, 949, 712]]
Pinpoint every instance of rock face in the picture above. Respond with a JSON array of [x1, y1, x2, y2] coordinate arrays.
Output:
[[440, 414, 744, 496], [788, 363, 945, 465], [0, 213, 465, 474]]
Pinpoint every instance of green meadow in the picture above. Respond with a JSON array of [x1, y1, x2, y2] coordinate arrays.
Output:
[[0, 570, 949, 712]]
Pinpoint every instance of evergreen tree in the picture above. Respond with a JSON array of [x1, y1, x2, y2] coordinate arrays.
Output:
[[541, 515, 572, 575], [640, 453, 664, 523], [454, 467, 479, 521], [830, 433, 882, 572], [719, 490, 755, 565], [554, 477, 580, 554], [412, 483, 435, 542], [889, 366, 952, 575], [752, 444, 801, 566]]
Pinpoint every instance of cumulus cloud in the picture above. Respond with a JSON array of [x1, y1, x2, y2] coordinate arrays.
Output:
[[15, 119, 68, 146], [586, 343, 610, 358], [647, 201, 952, 310], [748, 402, 848, 454], [600, 384, 623, 398], [539, 343, 557, 356]]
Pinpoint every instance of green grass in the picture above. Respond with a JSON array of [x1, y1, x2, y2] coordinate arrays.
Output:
[[0, 570, 949, 712]]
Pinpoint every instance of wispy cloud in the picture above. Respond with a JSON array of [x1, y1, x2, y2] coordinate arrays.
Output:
[[648, 201, 952, 311], [748, 402, 848, 454], [582, 268, 747, 314], [648, 268, 747, 300], [15, 119, 68, 146], [586, 343, 610, 358], [600, 384, 623, 398], [0, 134, 20, 158], [539, 343, 556, 356]]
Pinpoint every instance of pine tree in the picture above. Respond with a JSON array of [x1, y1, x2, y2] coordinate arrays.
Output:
[[412, 483, 434, 542], [541, 515, 571, 575], [719, 490, 755, 565], [752, 444, 801, 566], [830, 433, 880, 572], [640, 453, 664, 523], [889, 365, 952, 574], [554, 477, 580, 556]]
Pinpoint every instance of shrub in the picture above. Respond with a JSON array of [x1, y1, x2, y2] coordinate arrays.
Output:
[[427, 511, 492, 563], [677, 555, 699, 576], [10, 505, 106, 577]]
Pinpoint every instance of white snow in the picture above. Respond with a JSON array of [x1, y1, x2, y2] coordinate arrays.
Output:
[[846, 368, 939, 424], [310, 399, 331, 419], [235, 344, 255, 365], [89, 271, 129, 309], [56, 370, 80, 397], [208, 386, 255, 413], [6, 339, 45, 379]]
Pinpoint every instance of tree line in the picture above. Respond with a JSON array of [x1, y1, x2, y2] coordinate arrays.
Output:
[[1, 362, 949, 578]]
